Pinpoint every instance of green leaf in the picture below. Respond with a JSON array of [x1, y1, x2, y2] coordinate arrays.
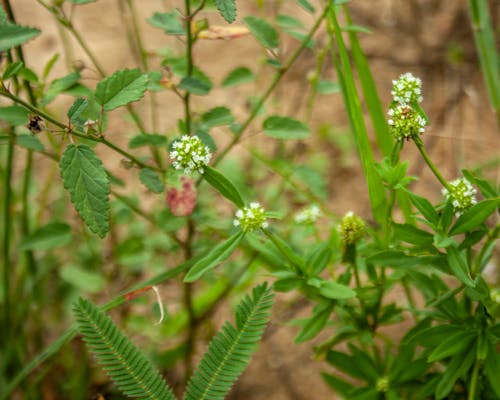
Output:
[[203, 166, 244, 207], [221, 66, 254, 87], [315, 80, 340, 94], [2, 61, 23, 80], [147, 11, 184, 35], [264, 230, 306, 273], [263, 116, 310, 139], [276, 14, 305, 30], [342, 24, 371, 34], [184, 283, 274, 400], [60, 144, 110, 238], [139, 168, 164, 194], [449, 198, 500, 235], [67, 98, 88, 123], [446, 245, 475, 287], [306, 242, 332, 276], [202, 106, 234, 128], [184, 231, 245, 282], [0, 105, 29, 125], [406, 190, 439, 225], [367, 250, 424, 268], [319, 280, 356, 300], [59, 265, 105, 293], [485, 344, 500, 398], [427, 330, 476, 362], [41, 71, 81, 105], [19, 222, 72, 250], [393, 223, 434, 246], [16, 134, 44, 151], [178, 76, 211, 95], [69, 0, 96, 4], [129, 133, 168, 148], [94, 68, 148, 111], [215, 0, 236, 23], [296, 0, 315, 13], [435, 347, 474, 399], [73, 298, 176, 400], [0, 22, 40, 52], [295, 304, 333, 343], [243, 16, 279, 49]]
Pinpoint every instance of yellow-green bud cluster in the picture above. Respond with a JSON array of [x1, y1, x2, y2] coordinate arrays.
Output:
[[294, 205, 321, 224], [391, 72, 423, 105], [387, 104, 426, 141], [338, 211, 366, 244], [442, 177, 477, 216], [376, 377, 390, 393], [233, 202, 268, 232], [170, 135, 212, 175]]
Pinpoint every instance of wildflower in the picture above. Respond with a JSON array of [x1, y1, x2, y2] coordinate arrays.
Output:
[[442, 177, 477, 216], [233, 202, 268, 232], [387, 104, 426, 141], [294, 205, 321, 224], [391, 72, 423, 105], [338, 211, 366, 245], [169, 135, 212, 175]]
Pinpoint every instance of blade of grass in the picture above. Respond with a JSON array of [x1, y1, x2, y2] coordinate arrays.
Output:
[[468, 0, 500, 127], [327, 6, 387, 224]]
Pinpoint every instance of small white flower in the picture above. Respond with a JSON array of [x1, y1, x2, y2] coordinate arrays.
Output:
[[169, 135, 212, 175], [387, 104, 426, 141], [233, 202, 268, 232], [391, 72, 423, 105], [294, 205, 321, 224], [442, 177, 477, 216]]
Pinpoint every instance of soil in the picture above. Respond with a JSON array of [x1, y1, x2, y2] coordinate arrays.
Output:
[[6, 0, 499, 399]]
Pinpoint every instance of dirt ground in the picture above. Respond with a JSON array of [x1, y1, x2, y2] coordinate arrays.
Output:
[[8, 0, 500, 399]]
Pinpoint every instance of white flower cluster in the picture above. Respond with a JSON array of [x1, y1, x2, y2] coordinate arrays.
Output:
[[387, 104, 426, 141], [233, 202, 268, 232], [294, 205, 321, 224], [391, 72, 423, 105], [170, 135, 212, 174], [442, 177, 477, 216]]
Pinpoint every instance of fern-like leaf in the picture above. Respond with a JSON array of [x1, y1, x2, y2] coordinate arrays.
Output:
[[183, 283, 275, 400], [73, 298, 177, 400]]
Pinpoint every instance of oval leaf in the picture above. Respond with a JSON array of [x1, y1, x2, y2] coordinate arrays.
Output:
[[263, 116, 310, 140], [203, 166, 244, 207], [178, 76, 211, 96], [319, 280, 356, 300], [139, 168, 164, 194], [221, 66, 254, 87], [95, 68, 148, 111], [243, 16, 279, 49], [60, 144, 110, 238], [19, 222, 72, 250], [184, 231, 245, 282]]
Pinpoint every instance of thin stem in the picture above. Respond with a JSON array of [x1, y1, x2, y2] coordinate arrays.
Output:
[[0, 87, 161, 171], [183, 0, 193, 134], [468, 358, 480, 400], [413, 138, 451, 191], [213, 6, 328, 166], [183, 218, 196, 384]]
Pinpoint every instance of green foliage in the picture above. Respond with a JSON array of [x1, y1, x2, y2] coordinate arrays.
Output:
[[221, 67, 254, 87], [139, 168, 165, 193], [73, 297, 177, 400], [147, 11, 184, 35], [243, 16, 279, 49], [184, 283, 274, 400], [0, 21, 40, 52], [262, 116, 310, 140], [214, 0, 237, 24], [60, 144, 110, 238]]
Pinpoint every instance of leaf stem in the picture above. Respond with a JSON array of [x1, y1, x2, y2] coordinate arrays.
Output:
[[213, 6, 328, 166], [413, 138, 451, 191], [183, 0, 194, 135]]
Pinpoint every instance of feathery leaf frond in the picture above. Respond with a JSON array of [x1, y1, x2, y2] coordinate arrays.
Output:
[[73, 297, 177, 400], [183, 283, 275, 400]]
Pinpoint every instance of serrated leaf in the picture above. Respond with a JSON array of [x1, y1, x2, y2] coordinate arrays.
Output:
[[147, 11, 184, 35], [19, 222, 71, 250], [319, 280, 356, 300], [0, 106, 29, 126], [449, 198, 500, 235], [128, 133, 167, 148], [178, 75, 211, 95], [221, 66, 254, 87], [243, 16, 279, 49], [60, 144, 110, 238], [263, 116, 310, 139], [215, 0, 236, 23], [41, 71, 81, 105], [94, 68, 148, 111], [201, 106, 234, 127], [16, 134, 44, 151], [0, 23, 40, 52], [184, 230, 245, 282], [203, 166, 244, 207], [67, 98, 88, 123], [139, 168, 164, 194]]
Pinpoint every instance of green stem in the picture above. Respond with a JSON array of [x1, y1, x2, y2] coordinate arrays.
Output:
[[2, 140, 14, 333], [414, 138, 450, 190], [213, 6, 328, 166], [468, 358, 480, 400], [471, 224, 499, 276], [0, 87, 161, 171], [183, 0, 193, 135], [183, 218, 196, 384]]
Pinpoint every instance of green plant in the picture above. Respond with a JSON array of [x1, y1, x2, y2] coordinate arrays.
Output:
[[0, 0, 499, 399]]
